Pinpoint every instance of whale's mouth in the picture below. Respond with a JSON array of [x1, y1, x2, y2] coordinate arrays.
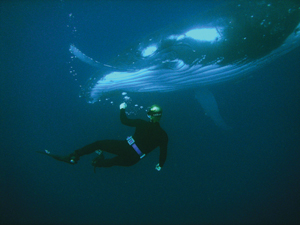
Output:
[[83, 59, 252, 103]]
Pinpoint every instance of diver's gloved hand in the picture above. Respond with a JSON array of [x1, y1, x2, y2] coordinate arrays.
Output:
[[92, 151, 105, 173], [91, 153, 105, 167], [155, 163, 161, 171], [120, 102, 127, 109]]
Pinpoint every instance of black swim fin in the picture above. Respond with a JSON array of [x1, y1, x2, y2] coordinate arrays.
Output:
[[36, 150, 77, 164]]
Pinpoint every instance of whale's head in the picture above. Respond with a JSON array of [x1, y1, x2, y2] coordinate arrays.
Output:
[[75, 1, 300, 103], [82, 26, 229, 102]]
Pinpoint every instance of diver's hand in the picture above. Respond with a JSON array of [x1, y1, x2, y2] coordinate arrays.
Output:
[[155, 163, 161, 171], [120, 102, 127, 109]]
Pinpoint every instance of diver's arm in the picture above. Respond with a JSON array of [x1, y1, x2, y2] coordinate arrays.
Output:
[[158, 145, 167, 168], [119, 103, 140, 127], [157, 136, 168, 170]]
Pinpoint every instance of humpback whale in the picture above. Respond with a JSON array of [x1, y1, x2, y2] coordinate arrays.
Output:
[[70, 0, 300, 129]]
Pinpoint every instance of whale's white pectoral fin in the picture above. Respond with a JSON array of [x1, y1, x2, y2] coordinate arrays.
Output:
[[195, 89, 232, 130], [69, 44, 115, 69]]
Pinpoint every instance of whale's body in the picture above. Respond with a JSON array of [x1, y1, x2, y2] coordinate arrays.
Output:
[[70, 0, 300, 129]]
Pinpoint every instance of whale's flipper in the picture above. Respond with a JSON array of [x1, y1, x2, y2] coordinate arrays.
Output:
[[195, 89, 231, 130], [69, 44, 115, 69], [36, 150, 76, 164]]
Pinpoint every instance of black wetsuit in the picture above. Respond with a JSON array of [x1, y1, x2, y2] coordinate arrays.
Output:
[[74, 109, 168, 167]]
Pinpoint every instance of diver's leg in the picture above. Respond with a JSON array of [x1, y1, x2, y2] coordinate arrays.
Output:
[[90, 140, 140, 169], [70, 140, 126, 165], [46, 140, 119, 164], [74, 140, 126, 156], [37, 140, 126, 165]]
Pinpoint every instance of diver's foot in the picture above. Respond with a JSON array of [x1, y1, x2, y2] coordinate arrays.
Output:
[[69, 153, 80, 164], [91, 151, 105, 167]]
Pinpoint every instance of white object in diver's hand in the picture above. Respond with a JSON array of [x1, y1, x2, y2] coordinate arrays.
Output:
[[119, 102, 127, 109]]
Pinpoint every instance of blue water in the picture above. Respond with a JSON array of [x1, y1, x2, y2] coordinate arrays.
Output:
[[1, 1, 300, 225]]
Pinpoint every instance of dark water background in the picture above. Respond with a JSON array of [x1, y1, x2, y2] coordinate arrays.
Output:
[[1, 1, 299, 225]]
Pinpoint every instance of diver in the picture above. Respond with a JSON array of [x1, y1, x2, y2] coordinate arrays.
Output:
[[37, 103, 168, 172]]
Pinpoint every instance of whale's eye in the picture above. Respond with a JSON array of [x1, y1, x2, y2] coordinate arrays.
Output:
[[142, 45, 158, 57]]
